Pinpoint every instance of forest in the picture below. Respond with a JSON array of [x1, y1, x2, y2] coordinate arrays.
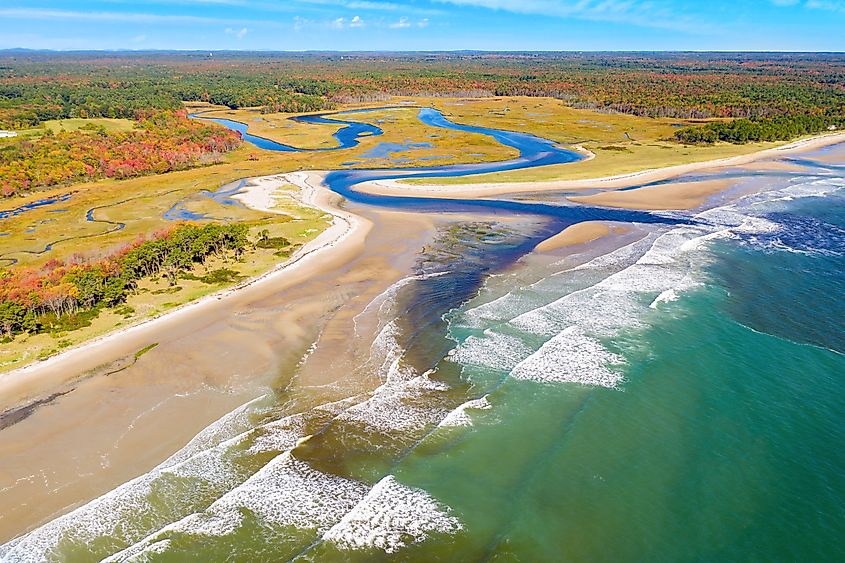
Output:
[[0, 110, 241, 197], [0, 222, 250, 337], [1, 51, 843, 344], [675, 114, 844, 144], [1, 51, 843, 131]]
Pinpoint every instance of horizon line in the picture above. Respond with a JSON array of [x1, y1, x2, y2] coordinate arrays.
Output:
[[2, 48, 844, 55]]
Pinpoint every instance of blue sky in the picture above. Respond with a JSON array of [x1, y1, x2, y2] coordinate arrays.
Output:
[[1, 1, 844, 51]]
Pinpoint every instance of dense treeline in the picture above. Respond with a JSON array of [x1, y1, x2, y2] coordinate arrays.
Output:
[[1, 51, 843, 128], [0, 110, 241, 196], [675, 114, 844, 144], [0, 223, 249, 337], [0, 80, 181, 129], [0, 64, 335, 128]]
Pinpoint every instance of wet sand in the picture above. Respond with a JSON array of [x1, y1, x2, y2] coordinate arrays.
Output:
[[0, 176, 438, 541], [808, 141, 845, 164], [534, 221, 613, 252]]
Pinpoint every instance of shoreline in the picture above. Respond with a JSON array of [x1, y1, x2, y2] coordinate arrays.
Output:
[[0, 176, 440, 542], [2, 126, 841, 547], [355, 132, 845, 201], [5, 131, 840, 383], [0, 171, 367, 406]]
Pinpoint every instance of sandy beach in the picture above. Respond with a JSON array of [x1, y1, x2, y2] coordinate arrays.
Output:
[[355, 132, 845, 205], [0, 171, 367, 411], [0, 168, 451, 541], [1, 132, 842, 543], [568, 179, 735, 210], [0, 171, 380, 540]]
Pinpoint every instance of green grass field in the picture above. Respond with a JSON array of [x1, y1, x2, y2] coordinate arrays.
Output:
[[17, 117, 137, 137]]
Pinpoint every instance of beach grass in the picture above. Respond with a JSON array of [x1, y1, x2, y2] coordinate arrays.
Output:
[[0, 191, 330, 374]]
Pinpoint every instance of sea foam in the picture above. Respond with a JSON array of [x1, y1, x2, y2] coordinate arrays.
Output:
[[439, 395, 492, 427], [322, 475, 463, 554]]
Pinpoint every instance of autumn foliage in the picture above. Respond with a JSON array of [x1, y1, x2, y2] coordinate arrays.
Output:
[[0, 110, 241, 197], [0, 222, 249, 336]]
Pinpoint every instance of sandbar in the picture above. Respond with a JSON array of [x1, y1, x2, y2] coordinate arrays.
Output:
[[535, 221, 613, 252], [568, 179, 734, 210]]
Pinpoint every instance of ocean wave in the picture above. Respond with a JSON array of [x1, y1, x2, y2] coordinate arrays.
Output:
[[701, 177, 845, 256], [353, 271, 449, 337], [439, 395, 492, 428], [103, 453, 371, 562], [740, 212, 845, 256], [446, 173, 845, 392], [367, 320, 411, 384], [0, 395, 280, 562], [449, 331, 534, 372], [321, 475, 462, 554], [104, 458, 464, 560], [510, 326, 625, 388], [333, 372, 452, 436], [455, 235, 655, 331]]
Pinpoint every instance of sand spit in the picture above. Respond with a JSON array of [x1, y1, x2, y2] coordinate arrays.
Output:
[[356, 132, 845, 201], [568, 179, 734, 211]]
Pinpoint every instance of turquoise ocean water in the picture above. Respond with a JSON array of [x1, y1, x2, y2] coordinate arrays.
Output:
[[2, 141, 844, 560]]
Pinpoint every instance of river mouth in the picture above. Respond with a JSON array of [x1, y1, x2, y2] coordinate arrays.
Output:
[[4, 104, 844, 560]]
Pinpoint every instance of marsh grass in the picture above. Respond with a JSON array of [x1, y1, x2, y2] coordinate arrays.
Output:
[[0, 95, 797, 373]]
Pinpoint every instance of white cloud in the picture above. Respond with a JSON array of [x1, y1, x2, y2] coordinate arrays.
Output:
[[131, 34, 147, 42], [428, 0, 705, 31], [770, 0, 845, 11], [293, 15, 310, 30], [0, 7, 273, 27], [328, 15, 365, 29], [389, 16, 411, 27], [0, 7, 224, 24], [225, 26, 249, 37], [293, 0, 443, 17], [804, 0, 845, 11]]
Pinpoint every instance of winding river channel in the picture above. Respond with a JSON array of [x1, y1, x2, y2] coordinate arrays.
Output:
[[197, 106, 689, 224], [4, 105, 844, 561]]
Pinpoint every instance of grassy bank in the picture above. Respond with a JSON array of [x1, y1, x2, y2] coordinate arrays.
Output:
[[0, 96, 786, 372], [0, 183, 330, 374], [399, 96, 783, 185]]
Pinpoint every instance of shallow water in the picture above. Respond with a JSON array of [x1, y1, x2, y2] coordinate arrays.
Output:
[[2, 109, 844, 561]]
